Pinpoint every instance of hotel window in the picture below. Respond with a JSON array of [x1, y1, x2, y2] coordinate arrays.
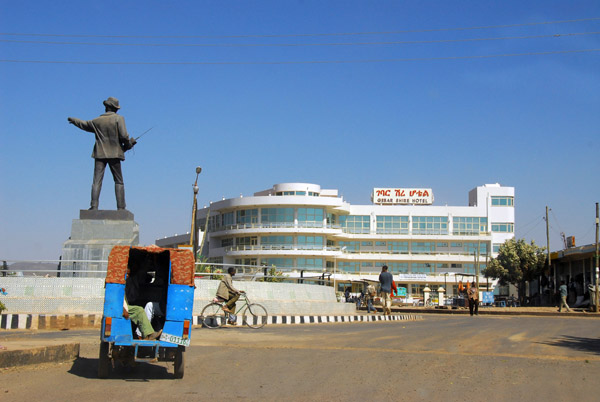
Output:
[[453, 217, 488, 235], [375, 262, 409, 273], [338, 261, 360, 272], [264, 258, 294, 268], [235, 258, 256, 266], [236, 236, 257, 246], [261, 208, 294, 226], [436, 263, 449, 272], [411, 263, 434, 273], [411, 242, 436, 254], [491, 223, 514, 233], [370, 242, 385, 252], [297, 235, 324, 249], [462, 263, 475, 274], [221, 238, 233, 247], [412, 216, 448, 235], [493, 243, 502, 253], [340, 215, 370, 234], [376, 216, 409, 234], [236, 209, 258, 225], [298, 208, 324, 227], [339, 241, 360, 252], [297, 258, 323, 269], [222, 212, 234, 228], [261, 236, 293, 248], [326, 213, 337, 226], [208, 215, 221, 231], [463, 242, 488, 255], [388, 241, 409, 254], [491, 196, 514, 207]]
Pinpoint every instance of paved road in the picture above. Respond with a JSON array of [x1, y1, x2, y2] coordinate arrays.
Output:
[[1, 315, 599, 401]]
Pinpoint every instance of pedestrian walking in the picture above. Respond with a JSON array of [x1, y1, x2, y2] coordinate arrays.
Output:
[[379, 265, 393, 315], [558, 281, 572, 312], [468, 282, 479, 316]]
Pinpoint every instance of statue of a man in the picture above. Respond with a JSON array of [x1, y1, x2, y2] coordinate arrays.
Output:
[[68, 97, 136, 210]]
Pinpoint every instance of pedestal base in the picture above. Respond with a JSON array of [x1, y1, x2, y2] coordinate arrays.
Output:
[[61, 210, 139, 277]]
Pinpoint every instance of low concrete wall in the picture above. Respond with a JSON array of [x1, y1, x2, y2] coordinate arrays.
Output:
[[0, 277, 356, 316], [0, 343, 80, 368]]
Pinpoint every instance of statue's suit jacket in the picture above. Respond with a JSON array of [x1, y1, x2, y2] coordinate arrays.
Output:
[[69, 112, 130, 160]]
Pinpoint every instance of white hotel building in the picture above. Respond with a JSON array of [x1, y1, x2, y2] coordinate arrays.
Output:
[[161, 182, 515, 299]]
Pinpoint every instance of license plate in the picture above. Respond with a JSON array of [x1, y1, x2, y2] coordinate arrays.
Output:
[[160, 332, 190, 347]]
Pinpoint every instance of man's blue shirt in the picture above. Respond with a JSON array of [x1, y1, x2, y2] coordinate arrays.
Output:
[[379, 271, 393, 293]]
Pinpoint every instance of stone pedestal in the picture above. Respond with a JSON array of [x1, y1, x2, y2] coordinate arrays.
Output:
[[438, 287, 445, 307], [61, 210, 139, 277]]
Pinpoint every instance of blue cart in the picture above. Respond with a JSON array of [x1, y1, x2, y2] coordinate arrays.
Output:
[[98, 245, 195, 379]]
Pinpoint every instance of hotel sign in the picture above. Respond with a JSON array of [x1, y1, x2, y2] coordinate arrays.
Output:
[[372, 188, 434, 205]]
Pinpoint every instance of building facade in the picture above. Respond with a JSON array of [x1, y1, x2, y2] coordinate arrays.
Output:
[[159, 182, 515, 299]]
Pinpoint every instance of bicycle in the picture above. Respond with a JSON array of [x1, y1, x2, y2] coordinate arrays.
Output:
[[200, 293, 268, 329]]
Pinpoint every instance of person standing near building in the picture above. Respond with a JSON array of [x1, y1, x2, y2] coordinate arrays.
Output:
[[365, 283, 377, 313], [68, 97, 136, 210], [379, 265, 393, 315], [468, 282, 479, 316], [558, 280, 572, 312]]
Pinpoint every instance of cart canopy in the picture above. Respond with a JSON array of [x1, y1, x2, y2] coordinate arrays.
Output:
[[106, 245, 195, 286]]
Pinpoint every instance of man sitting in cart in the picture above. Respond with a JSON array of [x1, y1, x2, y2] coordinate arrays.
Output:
[[123, 297, 162, 340], [216, 267, 245, 315]]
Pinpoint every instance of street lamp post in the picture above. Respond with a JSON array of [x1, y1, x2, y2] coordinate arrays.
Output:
[[189, 166, 202, 259]]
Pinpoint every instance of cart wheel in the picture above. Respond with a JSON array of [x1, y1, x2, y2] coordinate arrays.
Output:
[[98, 341, 111, 379], [174, 345, 185, 379]]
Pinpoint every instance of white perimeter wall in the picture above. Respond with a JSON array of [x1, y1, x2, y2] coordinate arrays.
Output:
[[0, 277, 355, 316]]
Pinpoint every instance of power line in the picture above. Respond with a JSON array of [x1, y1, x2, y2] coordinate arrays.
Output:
[[549, 209, 565, 234], [1, 31, 597, 47], [519, 214, 545, 231], [1, 48, 598, 65], [1, 17, 598, 39], [521, 217, 545, 238]]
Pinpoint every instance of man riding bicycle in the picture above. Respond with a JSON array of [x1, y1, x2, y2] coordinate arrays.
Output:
[[216, 267, 245, 317]]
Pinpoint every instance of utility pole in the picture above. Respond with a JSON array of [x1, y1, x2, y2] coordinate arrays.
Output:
[[546, 206, 553, 290], [595, 202, 599, 313], [189, 167, 202, 259]]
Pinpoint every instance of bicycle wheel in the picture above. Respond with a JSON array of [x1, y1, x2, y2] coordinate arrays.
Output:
[[200, 303, 226, 329], [243, 303, 268, 329]]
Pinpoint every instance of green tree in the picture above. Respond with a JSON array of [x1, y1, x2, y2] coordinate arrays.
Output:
[[483, 238, 546, 303]]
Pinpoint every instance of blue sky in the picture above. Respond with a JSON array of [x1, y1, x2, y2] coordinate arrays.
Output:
[[1, 1, 599, 261]]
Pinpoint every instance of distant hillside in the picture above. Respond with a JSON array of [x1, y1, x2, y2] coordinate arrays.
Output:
[[3, 262, 60, 277]]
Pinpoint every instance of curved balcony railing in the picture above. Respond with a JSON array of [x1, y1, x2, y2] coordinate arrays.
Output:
[[219, 245, 489, 257], [213, 223, 343, 231], [224, 245, 343, 252]]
